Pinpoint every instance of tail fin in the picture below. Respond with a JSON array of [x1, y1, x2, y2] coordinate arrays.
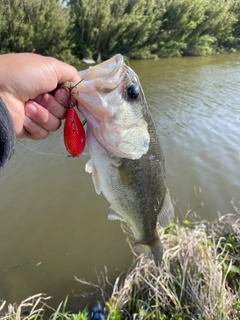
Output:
[[134, 239, 163, 266]]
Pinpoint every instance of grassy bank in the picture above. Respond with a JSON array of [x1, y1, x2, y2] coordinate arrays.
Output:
[[1, 212, 240, 320], [107, 214, 240, 319]]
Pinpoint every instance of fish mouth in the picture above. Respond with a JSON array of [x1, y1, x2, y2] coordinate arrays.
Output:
[[69, 54, 125, 118], [65, 54, 150, 159], [79, 54, 125, 89]]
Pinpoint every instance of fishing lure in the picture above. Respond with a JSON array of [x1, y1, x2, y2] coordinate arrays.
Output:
[[64, 105, 86, 157]]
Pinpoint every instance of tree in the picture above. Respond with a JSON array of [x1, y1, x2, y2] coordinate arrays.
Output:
[[0, 0, 75, 62]]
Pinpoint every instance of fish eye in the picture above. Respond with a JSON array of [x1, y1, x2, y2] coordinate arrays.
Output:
[[127, 85, 139, 99]]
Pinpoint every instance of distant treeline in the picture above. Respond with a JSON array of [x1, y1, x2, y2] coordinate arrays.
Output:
[[1, 0, 240, 63]]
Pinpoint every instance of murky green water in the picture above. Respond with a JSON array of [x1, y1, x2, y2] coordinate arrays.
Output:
[[0, 54, 239, 311]]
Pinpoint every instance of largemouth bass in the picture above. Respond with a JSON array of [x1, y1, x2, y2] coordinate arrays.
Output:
[[64, 54, 174, 265]]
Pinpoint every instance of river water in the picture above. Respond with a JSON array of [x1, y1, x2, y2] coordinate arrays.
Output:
[[0, 54, 239, 312]]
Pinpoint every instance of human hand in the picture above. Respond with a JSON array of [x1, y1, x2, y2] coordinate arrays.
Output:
[[0, 53, 80, 139]]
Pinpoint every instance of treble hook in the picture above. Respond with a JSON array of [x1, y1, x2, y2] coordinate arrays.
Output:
[[61, 79, 87, 127], [61, 78, 84, 107]]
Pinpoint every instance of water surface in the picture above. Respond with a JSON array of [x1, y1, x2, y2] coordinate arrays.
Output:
[[0, 54, 239, 311]]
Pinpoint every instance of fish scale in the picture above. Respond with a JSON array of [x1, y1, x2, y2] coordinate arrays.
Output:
[[63, 54, 174, 265]]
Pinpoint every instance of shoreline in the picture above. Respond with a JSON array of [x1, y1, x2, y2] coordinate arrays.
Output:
[[1, 213, 239, 319]]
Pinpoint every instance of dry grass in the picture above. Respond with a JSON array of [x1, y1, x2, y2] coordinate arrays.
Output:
[[0, 294, 88, 320], [106, 213, 240, 319], [1, 212, 240, 320], [0, 294, 52, 320]]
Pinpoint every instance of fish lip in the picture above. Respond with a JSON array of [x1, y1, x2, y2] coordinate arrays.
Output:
[[73, 54, 126, 118], [69, 55, 126, 103], [78, 54, 125, 88]]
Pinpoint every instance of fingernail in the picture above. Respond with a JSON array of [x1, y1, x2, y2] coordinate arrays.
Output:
[[25, 103, 37, 116], [24, 115, 32, 126]]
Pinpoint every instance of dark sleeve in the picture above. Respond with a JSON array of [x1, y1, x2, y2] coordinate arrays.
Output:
[[0, 97, 16, 172]]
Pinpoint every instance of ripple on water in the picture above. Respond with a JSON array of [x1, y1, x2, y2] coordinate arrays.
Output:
[[140, 55, 240, 219]]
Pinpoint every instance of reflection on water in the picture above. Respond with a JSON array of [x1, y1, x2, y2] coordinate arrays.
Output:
[[0, 54, 239, 310]]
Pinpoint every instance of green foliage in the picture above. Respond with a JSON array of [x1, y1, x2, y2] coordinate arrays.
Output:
[[1, 0, 240, 61], [68, 0, 240, 60], [70, 311, 88, 320], [105, 299, 123, 320], [228, 0, 240, 50], [0, 0, 76, 62], [107, 310, 122, 320]]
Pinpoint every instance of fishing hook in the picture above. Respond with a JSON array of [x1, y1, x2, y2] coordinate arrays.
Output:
[[61, 78, 84, 108], [61, 79, 87, 127]]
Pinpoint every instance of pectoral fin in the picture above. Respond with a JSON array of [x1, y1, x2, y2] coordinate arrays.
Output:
[[85, 160, 102, 195], [85, 159, 93, 173], [108, 209, 126, 222], [158, 188, 175, 228]]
